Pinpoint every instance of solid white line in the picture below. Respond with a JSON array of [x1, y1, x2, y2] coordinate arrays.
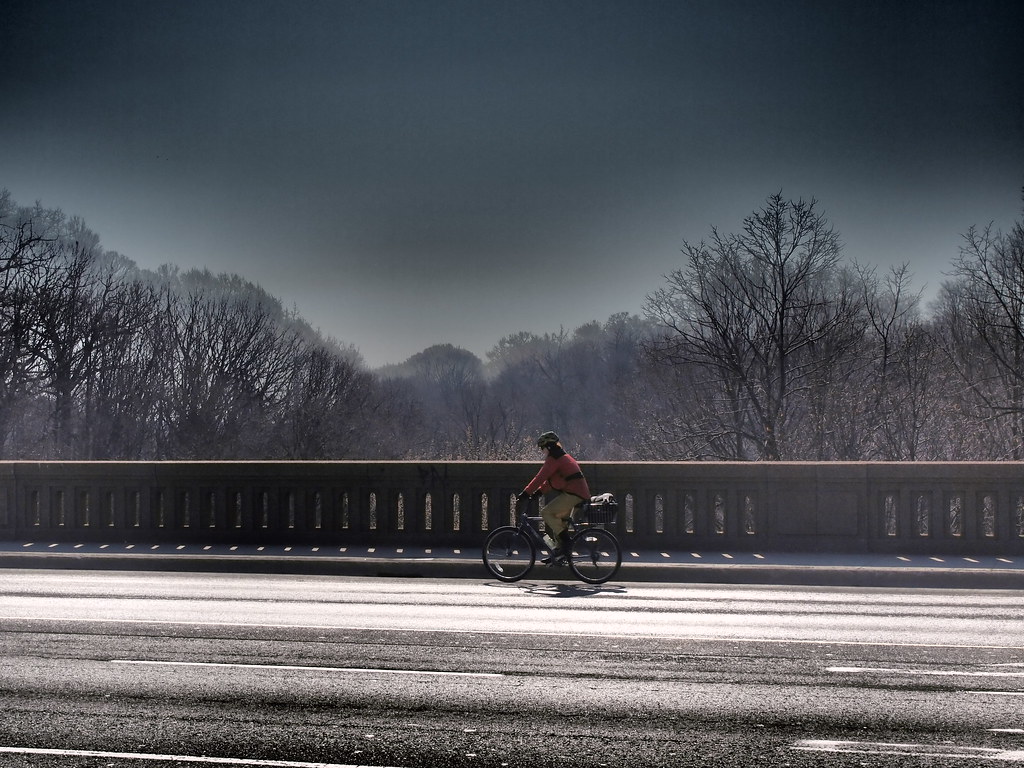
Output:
[[111, 659, 503, 678], [5, 615, 1024, 650], [0, 746, 404, 767], [969, 691, 1024, 697], [828, 666, 1024, 678], [792, 739, 1024, 761]]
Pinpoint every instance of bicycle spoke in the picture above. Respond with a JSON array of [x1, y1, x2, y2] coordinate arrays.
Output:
[[482, 527, 535, 582], [568, 528, 621, 584]]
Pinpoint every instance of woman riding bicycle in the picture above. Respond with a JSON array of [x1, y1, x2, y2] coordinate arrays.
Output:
[[518, 431, 590, 563]]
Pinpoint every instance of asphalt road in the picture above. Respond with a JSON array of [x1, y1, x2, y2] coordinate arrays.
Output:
[[1, 570, 1023, 767]]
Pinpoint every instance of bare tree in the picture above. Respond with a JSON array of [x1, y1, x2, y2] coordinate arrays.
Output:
[[645, 193, 865, 459], [30, 239, 115, 456], [937, 202, 1024, 458], [0, 191, 52, 454], [152, 284, 304, 458], [848, 263, 940, 460], [277, 343, 379, 458], [79, 269, 162, 459], [399, 344, 488, 456]]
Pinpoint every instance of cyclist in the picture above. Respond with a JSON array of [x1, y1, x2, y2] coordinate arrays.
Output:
[[518, 431, 590, 564]]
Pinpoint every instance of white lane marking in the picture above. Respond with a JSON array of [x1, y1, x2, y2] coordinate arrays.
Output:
[[970, 691, 1024, 697], [5, 615, 1024, 650], [991, 729, 1024, 733], [0, 746, 405, 767], [111, 659, 503, 678], [792, 739, 1024, 761], [828, 666, 1024, 678]]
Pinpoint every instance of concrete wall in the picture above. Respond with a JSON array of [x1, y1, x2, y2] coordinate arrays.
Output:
[[1, 461, 1022, 554]]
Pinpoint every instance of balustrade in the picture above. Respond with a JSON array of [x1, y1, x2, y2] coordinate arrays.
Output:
[[0, 461, 1022, 554]]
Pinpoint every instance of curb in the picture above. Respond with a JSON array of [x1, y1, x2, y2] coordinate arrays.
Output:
[[3, 551, 1024, 589]]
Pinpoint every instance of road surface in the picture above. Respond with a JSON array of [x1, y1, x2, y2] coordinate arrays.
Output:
[[1, 569, 1022, 766]]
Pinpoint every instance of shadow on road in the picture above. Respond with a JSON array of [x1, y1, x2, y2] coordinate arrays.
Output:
[[523, 582, 628, 598], [482, 580, 627, 596]]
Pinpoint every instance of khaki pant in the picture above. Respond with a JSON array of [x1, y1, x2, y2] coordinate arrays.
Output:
[[541, 492, 584, 540]]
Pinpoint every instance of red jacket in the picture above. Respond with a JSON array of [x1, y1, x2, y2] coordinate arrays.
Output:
[[524, 452, 590, 500]]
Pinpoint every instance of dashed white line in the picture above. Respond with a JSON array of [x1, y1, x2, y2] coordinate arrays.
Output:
[[828, 666, 1024, 678], [111, 659, 503, 678], [792, 739, 1024, 761], [0, 746, 404, 767]]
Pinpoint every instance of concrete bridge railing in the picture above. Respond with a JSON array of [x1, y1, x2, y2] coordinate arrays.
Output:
[[1, 461, 1023, 555]]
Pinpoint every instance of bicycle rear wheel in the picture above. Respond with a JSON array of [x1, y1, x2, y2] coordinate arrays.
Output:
[[482, 526, 535, 582], [567, 527, 621, 584]]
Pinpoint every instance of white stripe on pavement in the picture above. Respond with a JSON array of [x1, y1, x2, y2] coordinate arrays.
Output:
[[111, 659, 503, 678], [792, 740, 1024, 761], [828, 666, 1024, 678], [0, 746, 405, 768]]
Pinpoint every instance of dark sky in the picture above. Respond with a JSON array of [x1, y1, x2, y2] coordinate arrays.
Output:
[[2, 0, 1022, 366]]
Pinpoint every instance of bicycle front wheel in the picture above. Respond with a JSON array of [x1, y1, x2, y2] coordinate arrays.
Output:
[[567, 527, 622, 584], [482, 526, 535, 582]]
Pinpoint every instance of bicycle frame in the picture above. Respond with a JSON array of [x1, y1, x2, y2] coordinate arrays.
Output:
[[482, 501, 622, 584], [514, 511, 559, 550]]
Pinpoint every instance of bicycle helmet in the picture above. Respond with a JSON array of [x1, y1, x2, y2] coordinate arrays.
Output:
[[537, 431, 560, 449]]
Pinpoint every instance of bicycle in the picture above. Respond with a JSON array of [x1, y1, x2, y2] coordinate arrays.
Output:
[[482, 493, 622, 584]]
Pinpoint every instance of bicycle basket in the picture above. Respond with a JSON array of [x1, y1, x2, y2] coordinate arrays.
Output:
[[583, 493, 618, 525]]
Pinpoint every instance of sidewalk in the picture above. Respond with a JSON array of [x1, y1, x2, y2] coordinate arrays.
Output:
[[3, 540, 1024, 588]]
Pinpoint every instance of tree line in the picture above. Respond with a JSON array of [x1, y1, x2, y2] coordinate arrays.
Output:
[[2, 187, 1022, 461]]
